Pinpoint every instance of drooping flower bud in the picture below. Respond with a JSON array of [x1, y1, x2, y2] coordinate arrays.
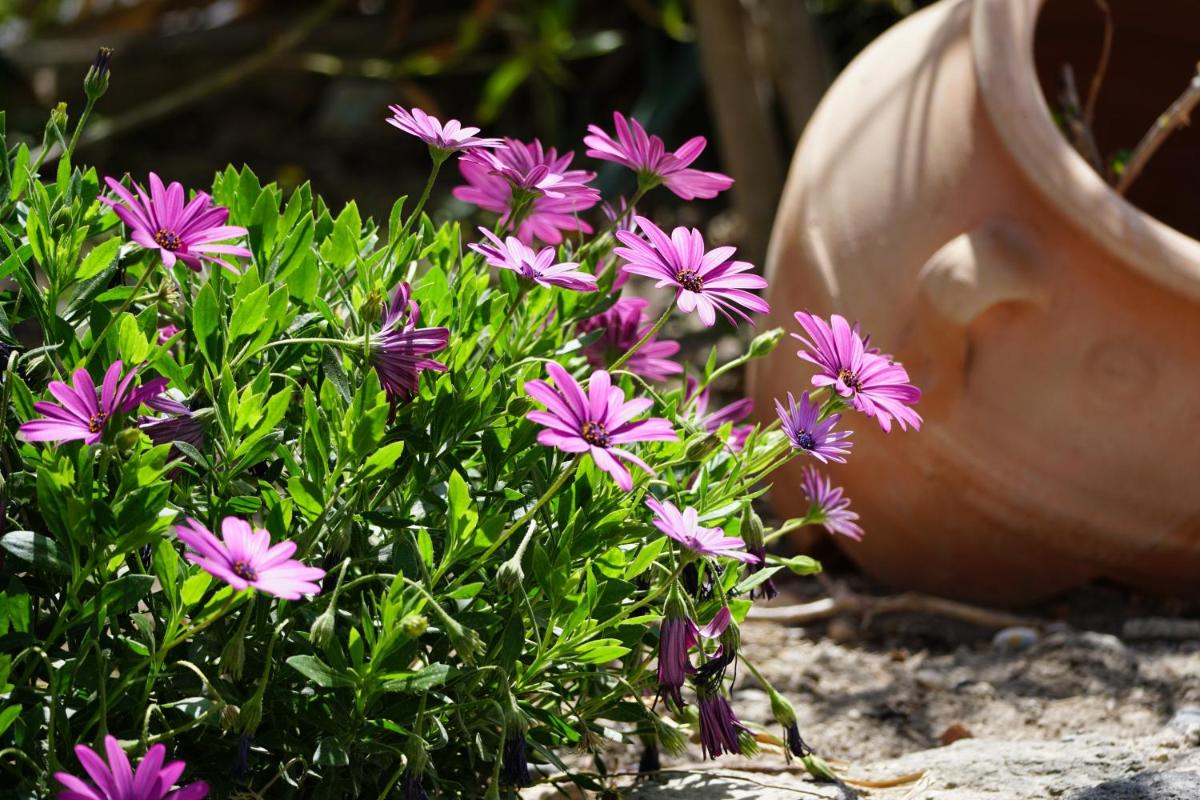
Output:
[[84, 47, 113, 101], [656, 590, 696, 709], [500, 732, 532, 788], [309, 607, 336, 650], [695, 685, 747, 759], [748, 326, 785, 359], [496, 555, 524, 594], [400, 612, 429, 638], [220, 633, 246, 680], [769, 688, 812, 759], [684, 432, 723, 461], [220, 703, 242, 732], [239, 689, 264, 735]]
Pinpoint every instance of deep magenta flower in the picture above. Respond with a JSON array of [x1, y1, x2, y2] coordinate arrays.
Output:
[[453, 139, 599, 244], [615, 216, 769, 327], [525, 363, 676, 491], [100, 173, 249, 272], [646, 498, 759, 564], [17, 361, 176, 446], [696, 688, 747, 759], [385, 105, 501, 155], [469, 228, 597, 292], [157, 324, 179, 345], [776, 391, 852, 464], [578, 297, 681, 380], [54, 735, 208, 800], [584, 111, 734, 200], [175, 516, 326, 599], [800, 466, 864, 541], [684, 377, 754, 451], [657, 599, 697, 709], [791, 311, 923, 432], [370, 283, 450, 404]]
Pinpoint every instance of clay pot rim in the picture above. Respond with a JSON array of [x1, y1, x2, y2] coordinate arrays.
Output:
[[971, 0, 1200, 302]]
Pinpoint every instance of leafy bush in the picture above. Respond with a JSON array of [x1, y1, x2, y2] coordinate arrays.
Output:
[[0, 62, 920, 798]]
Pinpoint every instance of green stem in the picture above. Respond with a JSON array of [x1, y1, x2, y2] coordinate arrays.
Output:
[[762, 513, 817, 546], [66, 96, 99, 158], [80, 262, 156, 367], [232, 336, 357, 370], [609, 299, 675, 372], [401, 154, 446, 236]]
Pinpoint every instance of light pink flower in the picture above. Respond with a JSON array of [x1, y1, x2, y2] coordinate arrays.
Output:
[[646, 498, 759, 564], [385, 105, 501, 154], [584, 111, 733, 200], [469, 228, 597, 292], [175, 517, 325, 600], [684, 377, 753, 451]]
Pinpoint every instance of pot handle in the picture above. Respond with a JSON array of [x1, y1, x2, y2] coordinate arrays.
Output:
[[913, 219, 1047, 401]]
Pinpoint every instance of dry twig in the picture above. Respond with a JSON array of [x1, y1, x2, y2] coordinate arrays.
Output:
[[1116, 63, 1200, 194], [748, 590, 1041, 631]]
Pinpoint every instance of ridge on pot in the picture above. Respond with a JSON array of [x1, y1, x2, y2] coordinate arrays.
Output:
[[752, 0, 1200, 605]]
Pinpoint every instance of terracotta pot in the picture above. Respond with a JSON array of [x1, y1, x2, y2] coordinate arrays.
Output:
[[751, 0, 1200, 604]]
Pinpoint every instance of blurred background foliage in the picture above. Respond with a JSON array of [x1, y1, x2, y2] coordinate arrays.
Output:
[[0, 0, 932, 261]]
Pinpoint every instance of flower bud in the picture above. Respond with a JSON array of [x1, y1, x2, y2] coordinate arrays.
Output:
[[496, 556, 524, 594], [748, 327, 785, 359], [803, 752, 839, 782], [404, 734, 429, 778], [737, 729, 760, 757], [360, 289, 384, 325], [115, 426, 142, 452], [742, 506, 766, 551], [84, 47, 113, 101], [48, 102, 69, 139], [400, 612, 428, 638], [239, 691, 263, 734], [684, 432, 723, 461], [652, 715, 688, 757], [310, 607, 336, 650], [505, 395, 534, 417], [220, 703, 242, 732], [220, 634, 246, 680]]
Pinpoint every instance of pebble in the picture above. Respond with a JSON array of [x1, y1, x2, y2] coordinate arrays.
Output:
[[992, 626, 1039, 652]]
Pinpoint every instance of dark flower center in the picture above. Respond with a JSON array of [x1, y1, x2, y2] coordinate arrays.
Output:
[[796, 430, 816, 450], [580, 420, 611, 447], [87, 411, 107, 433], [675, 269, 703, 292], [153, 228, 183, 251], [837, 368, 862, 391], [232, 560, 259, 582]]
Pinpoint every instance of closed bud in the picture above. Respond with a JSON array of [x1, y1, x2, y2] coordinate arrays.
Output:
[[400, 613, 428, 638], [769, 688, 797, 728], [652, 715, 688, 757], [748, 327, 785, 359], [220, 634, 246, 680], [84, 47, 113, 101], [239, 691, 263, 734], [360, 289, 383, 325], [496, 556, 524, 594], [737, 729, 759, 757], [310, 607, 336, 650], [48, 102, 69, 140], [405, 734, 429, 778], [803, 753, 839, 782], [742, 507, 766, 550], [115, 426, 142, 451], [505, 395, 534, 417], [220, 703, 242, 732], [684, 432, 722, 461]]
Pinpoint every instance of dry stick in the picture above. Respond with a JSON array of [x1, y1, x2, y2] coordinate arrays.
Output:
[[747, 590, 1039, 630], [35, 0, 345, 163], [1116, 63, 1200, 195], [1083, 0, 1114, 130], [1060, 64, 1104, 171]]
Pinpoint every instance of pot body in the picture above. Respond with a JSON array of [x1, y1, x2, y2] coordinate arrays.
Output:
[[752, 0, 1200, 604]]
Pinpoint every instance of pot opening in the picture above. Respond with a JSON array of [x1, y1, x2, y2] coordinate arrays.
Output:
[[1034, 0, 1200, 240]]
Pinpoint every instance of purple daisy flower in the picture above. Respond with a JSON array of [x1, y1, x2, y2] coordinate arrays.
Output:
[[524, 363, 676, 491], [453, 139, 599, 245], [99, 173, 250, 272], [369, 283, 450, 405], [17, 360, 174, 446], [175, 516, 326, 600], [614, 216, 769, 327], [578, 297, 681, 380], [684, 377, 754, 452], [584, 111, 734, 200], [775, 391, 853, 464], [696, 689, 748, 759], [800, 466, 864, 541], [54, 734, 208, 800], [791, 311, 923, 433], [385, 105, 501, 154], [469, 228, 598, 292], [646, 498, 760, 564]]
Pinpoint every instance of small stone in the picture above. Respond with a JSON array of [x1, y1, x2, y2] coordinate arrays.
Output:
[[992, 626, 1039, 652], [1166, 706, 1200, 746], [939, 723, 974, 746]]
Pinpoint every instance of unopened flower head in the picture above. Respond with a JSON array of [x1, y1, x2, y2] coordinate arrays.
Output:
[[615, 216, 768, 327], [776, 391, 853, 464], [584, 112, 734, 200], [791, 311, 922, 432], [800, 466, 864, 541], [100, 173, 250, 272], [469, 228, 598, 292], [524, 363, 676, 491], [578, 297, 681, 381], [175, 516, 326, 599], [54, 734, 209, 800], [657, 591, 697, 708]]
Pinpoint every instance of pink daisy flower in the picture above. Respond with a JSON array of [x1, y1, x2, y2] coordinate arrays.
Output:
[[175, 516, 325, 600], [578, 297, 681, 380], [99, 173, 250, 272], [469, 228, 597, 292], [791, 311, 922, 432], [800, 466, 864, 541], [18, 360, 176, 446], [584, 111, 733, 200], [453, 139, 599, 245], [684, 377, 754, 451], [524, 363, 676, 490], [369, 283, 450, 404], [614, 216, 769, 327], [385, 105, 501, 154], [646, 498, 759, 564], [54, 734, 208, 800], [775, 391, 853, 464]]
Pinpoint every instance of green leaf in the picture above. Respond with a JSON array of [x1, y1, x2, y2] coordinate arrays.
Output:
[[0, 705, 21, 738], [320, 201, 361, 266], [733, 565, 784, 595], [446, 470, 477, 542], [314, 737, 349, 767], [624, 536, 666, 580], [574, 639, 631, 665], [378, 662, 452, 693], [0, 577, 31, 635], [81, 574, 154, 618], [362, 441, 404, 477], [75, 237, 121, 282], [0, 531, 70, 573], [286, 654, 356, 688], [115, 313, 149, 364], [192, 282, 221, 367], [228, 283, 270, 342], [180, 572, 211, 607]]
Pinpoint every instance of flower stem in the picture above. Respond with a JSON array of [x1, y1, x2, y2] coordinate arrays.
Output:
[[66, 96, 99, 159], [80, 262, 157, 368], [609, 298, 675, 372], [233, 336, 357, 370], [762, 513, 817, 545], [401, 154, 446, 236]]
